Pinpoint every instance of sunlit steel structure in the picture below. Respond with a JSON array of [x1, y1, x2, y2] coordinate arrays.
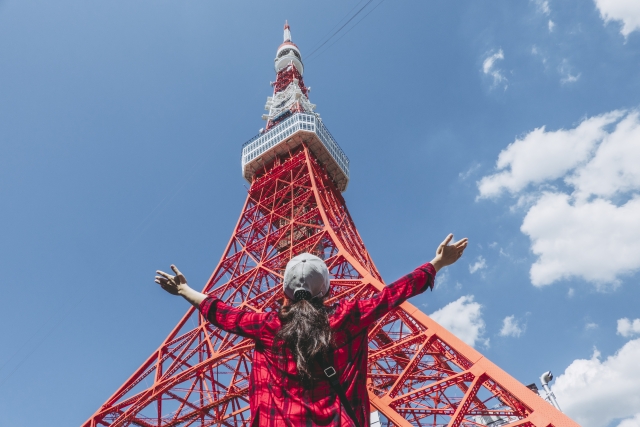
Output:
[[83, 23, 579, 427]]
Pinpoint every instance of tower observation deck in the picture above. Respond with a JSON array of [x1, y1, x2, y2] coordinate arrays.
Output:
[[241, 21, 350, 191], [82, 22, 579, 427]]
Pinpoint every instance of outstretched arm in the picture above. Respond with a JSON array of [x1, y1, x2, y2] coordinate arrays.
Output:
[[155, 265, 270, 340], [342, 234, 468, 333], [155, 265, 207, 308]]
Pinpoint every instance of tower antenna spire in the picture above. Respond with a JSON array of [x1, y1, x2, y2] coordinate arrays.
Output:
[[263, 21, 313, 131]]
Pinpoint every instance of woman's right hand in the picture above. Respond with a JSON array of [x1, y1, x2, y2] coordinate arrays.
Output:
[[155, 265, 208, 308], [430, 234, 468, 272]]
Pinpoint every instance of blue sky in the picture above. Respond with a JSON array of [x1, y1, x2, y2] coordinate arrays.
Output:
[[1, 1, 640, 426]]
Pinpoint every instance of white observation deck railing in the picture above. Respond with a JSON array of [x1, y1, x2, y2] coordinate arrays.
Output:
[[241, 112, 350, 182]]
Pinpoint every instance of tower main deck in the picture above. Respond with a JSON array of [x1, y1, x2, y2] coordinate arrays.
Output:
[[242, 112, 349, 192]]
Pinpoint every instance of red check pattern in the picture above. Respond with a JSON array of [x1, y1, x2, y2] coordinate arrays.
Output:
[[199, 262, 436, 427]]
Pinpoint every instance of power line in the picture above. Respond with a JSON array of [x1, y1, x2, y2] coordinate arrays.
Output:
[[305, 0, 375, 59], [307, 0, 387, 63], [307, 0, 369, 53]]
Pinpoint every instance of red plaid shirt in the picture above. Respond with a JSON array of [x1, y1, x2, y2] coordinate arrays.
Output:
[[199, 262, 436, 427]]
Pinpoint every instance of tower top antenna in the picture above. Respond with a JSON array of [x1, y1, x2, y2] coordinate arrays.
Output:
[[275, 22, 302, 74]]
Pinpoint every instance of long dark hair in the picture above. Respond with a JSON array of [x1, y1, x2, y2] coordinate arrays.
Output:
[[276, 296, 333, 387]]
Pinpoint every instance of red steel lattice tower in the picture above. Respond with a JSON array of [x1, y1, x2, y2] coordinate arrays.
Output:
[[83, 23, 580, 427]]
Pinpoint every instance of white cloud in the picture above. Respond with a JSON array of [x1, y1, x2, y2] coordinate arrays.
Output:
[[522, 193, 640, 286], [548, 20, 555, 32], [478, 111, 623, 198], [430, 295, 488, 347], [482, 49, 507, 89], [594, 0, 640, 37], [585, 322, 599, 330], [531, 46, 549, 69], [533, 0, 551, 15], [561, 72, 580, 84], [434, 268, 449, 289], [500, 315, 524, 337], [459, 162, 481, 181], [479, 110, 640, 287], [553, 339, 640, 427], [567, 111, 640, 200], [618, 318, 640, 337], [469, 256, 487, 274], [618, 413, 640, 427], [559, 59, 581, 84]]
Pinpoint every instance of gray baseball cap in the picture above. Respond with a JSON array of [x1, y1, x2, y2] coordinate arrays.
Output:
[[283, 253, 330, 301]]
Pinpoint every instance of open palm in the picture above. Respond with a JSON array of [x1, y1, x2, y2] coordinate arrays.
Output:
[[155, 265, 188, 295], [432, 234, 468, 271]]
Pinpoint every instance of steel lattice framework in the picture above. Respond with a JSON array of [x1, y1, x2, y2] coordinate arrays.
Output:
[[83, 145, 579, 427], [83, 22, 580, 427]]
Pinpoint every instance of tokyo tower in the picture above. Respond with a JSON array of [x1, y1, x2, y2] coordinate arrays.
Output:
[[83, 23, 580, 427]]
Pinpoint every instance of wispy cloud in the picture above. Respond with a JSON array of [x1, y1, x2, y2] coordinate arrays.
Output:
[[531, 1, 554, 31], [482, 49, 507, 90], [559, 59, 580, 84], [532, 0, 551, 15], [469, 256, 487, 274], [459, 163, 481, 181], [561, 73, 580, 84], [434, 268, 449, 289], [585, 322, 599, 330]]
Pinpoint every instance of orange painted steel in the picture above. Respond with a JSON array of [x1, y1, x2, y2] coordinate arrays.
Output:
[[82, 145, 580, 427]]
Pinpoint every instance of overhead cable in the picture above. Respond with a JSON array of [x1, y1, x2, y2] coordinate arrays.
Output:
[[307, 0, 387, 63], [307, 0, 370, 53], [305, 0, 375, 59]]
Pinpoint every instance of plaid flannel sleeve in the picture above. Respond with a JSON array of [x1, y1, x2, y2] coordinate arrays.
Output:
[[199, 297, 270, 340], [346, 262, 436, 333]]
